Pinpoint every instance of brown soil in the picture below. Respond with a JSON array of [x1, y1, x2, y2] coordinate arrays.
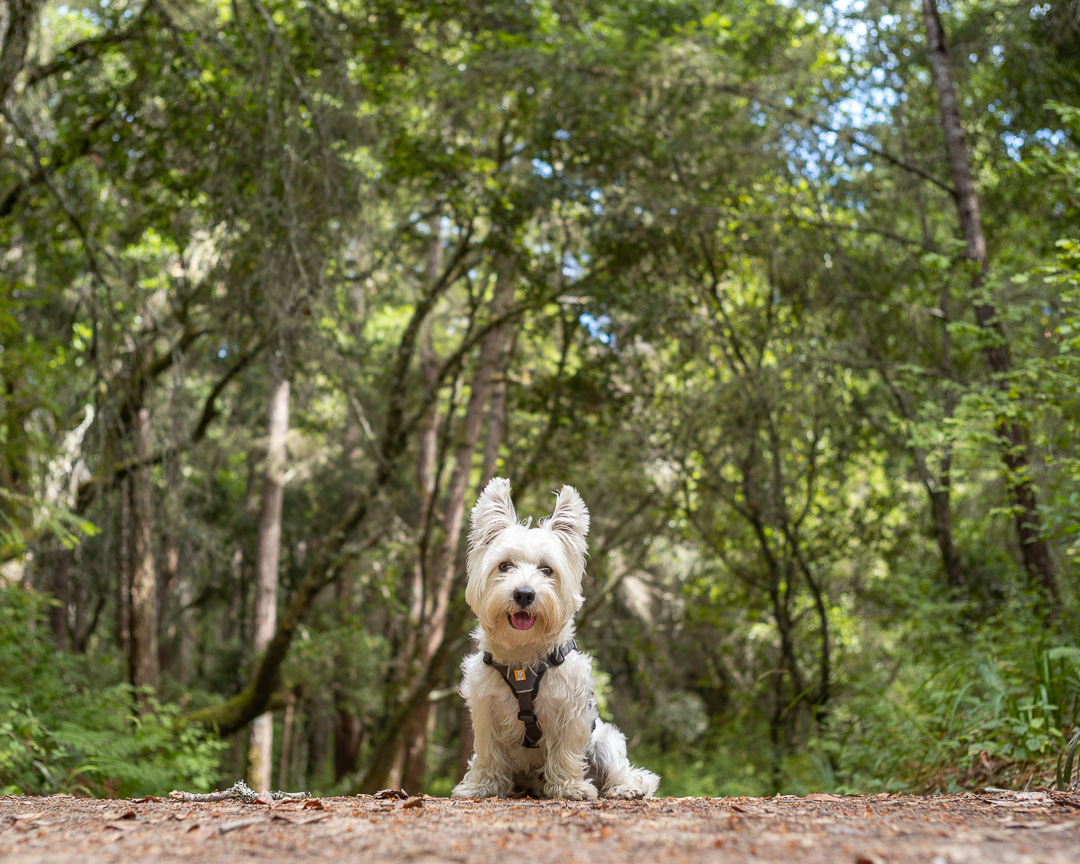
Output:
[[3, 789, 1080, 863]]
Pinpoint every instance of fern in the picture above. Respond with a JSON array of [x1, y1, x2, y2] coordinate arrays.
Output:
[[0, 587, 224, 797]]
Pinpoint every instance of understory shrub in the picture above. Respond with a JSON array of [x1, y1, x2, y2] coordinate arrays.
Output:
[[0, 586, 225, 796], [817, 601, 1080, 793]]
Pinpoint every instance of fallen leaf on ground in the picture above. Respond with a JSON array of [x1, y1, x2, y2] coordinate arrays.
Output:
[[375, 789, 409, 800], [303, 798, 327, 810], [400, 797, 423, 810]]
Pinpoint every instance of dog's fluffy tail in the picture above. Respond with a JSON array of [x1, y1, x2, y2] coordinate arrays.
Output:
[[586, 718, 661, 799]]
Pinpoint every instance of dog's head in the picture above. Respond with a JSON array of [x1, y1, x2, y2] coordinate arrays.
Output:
[[465, 478, 589, 647]]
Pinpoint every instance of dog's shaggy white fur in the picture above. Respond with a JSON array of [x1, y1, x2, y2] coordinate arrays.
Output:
[[451, 478, 660, 800]]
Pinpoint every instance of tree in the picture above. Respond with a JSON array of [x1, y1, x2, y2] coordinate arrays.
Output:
[[129, 404, 159, 697], [248, 364, 290, 791], [920, 0, 1058, 607]]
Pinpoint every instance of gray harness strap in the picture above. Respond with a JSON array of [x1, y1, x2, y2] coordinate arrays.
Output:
[[483, 639, 577, 749]]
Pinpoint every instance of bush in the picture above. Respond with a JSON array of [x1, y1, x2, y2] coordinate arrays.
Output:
[[0, 586, 225, 796], [818, 600, 1080, 793]]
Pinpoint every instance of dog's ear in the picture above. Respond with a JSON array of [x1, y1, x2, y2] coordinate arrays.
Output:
[[545, 485, 589, 557], [468, 477, 518, 553]]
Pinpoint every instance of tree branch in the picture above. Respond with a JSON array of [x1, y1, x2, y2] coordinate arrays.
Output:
[[24, 1, 154, 88], [75, 336, 260, 511]]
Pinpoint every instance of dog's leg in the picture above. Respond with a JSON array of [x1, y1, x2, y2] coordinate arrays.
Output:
[[586, 719, 660, 799], [542, 713, 598, 800], [451, 706, 515, 799]]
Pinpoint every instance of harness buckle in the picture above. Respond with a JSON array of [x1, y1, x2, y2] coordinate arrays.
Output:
[[483, 639, 579, 748]]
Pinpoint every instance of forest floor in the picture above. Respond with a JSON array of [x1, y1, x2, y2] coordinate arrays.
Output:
[[3, 788, 1080, 863]]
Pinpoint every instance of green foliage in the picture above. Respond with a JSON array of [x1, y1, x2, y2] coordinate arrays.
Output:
[[0, 587, 224, 796], [815, 599, 1080, 794], [640, 739, 766, 798], [0, 488, 98, 558], [926, 648, 1078, 765]]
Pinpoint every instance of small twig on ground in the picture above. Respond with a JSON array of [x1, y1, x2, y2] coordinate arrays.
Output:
[[169, 780, 309, 803], [1049, 792, 1080, 811], [218, 817, 265, 834]]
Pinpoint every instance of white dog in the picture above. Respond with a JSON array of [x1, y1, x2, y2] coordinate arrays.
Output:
[[451, 478, 660, 800]]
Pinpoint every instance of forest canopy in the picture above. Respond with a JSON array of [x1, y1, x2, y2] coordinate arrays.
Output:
[[1, 0, 1079, 797]]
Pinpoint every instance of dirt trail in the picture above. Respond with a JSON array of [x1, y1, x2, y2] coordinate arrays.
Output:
[[3, 790, 1080, 863]]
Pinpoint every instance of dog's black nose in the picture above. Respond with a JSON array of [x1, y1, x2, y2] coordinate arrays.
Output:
[[512, 587, 535, 608]]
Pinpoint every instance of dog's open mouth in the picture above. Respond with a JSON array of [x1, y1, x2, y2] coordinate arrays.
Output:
[[508, 611, 536, 630]]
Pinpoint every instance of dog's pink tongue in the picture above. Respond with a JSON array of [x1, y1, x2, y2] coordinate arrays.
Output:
[[510, 612, 536, 630]]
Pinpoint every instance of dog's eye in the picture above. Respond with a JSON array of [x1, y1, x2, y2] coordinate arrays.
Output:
[[539, 565, 553, 577], [498, 561, 513, 573]]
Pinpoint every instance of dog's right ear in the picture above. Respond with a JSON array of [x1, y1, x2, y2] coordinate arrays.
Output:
[[468, 477, 517, 553]]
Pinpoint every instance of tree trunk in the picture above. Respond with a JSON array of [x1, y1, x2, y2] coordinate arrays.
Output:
[[383, 229, 448, 793], [48, 544, 72, 649], [159, 457, 181, 676], [405, 225, 444, 658], [332, 572, 361, 783], [172, 549, 194, 685], [422, 256, 516, 664], [398, 708, 428, 793], [130, 406, 160, 698], [279, 698, 296, 790], [0, 0, 43, 106], [397, 256, 516, 789], [71, 548, 89, 652], [929, 488, 963, 589], [159, 529, 178, 674], [248, 370, 290, 792], [224, 453, 259, 645], [455, 644, 477, 782], [117, 478, 132, 660], [480, 331, 513, 484], [333, 707, 361, 784], [921, 0, 1058, 606], [307, 705, 330, 783], [448, 322, 514, 783]]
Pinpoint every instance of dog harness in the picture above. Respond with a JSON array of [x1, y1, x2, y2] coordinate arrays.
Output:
[[483, 639, 578, 749]]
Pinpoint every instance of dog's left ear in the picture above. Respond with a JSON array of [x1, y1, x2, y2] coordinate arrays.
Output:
[[546, 485, 590, 558]]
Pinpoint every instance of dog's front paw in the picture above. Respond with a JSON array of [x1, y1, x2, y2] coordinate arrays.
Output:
[[544, 779, 598, 801], [452, 777, 511, 799]]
